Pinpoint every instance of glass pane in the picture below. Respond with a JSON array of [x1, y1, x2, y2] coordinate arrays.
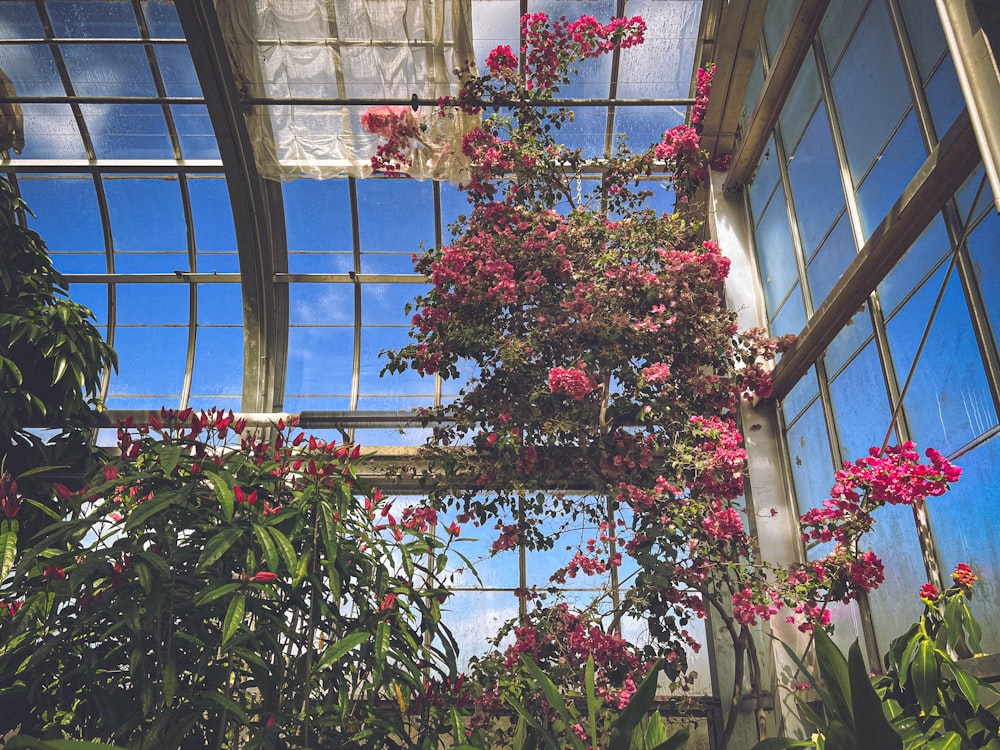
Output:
[[60, 44, 156, 97], [0, 2, 45, 38], [141, 0, 184, 38], [925, 54, 964, 141], [154, 44, 202, 98], [879, 215, 950, 317], [899, 0, 948, 81], [806, 212, 855, 305], [104, 177, 186, 251], [283, 179, 353, 251], [357, 179, 435, 251], [928, 435, 1000, 651], [786, 398, 835, 520], [109, 326, 188, 396], [781, 366, 819, 424], [856, 111, 925, 238], [742, 45, 765, 121], [829, 0, 912, 182], [748, 137, 780, 223], [753, 182, 799, 317], [827, 341, 892, 461], [81, 103, 173, 159], [188, 177, 236, 253], [360, 326, 430, 396], [362, 284, 422, 325], [865, 503, 928, 653], [886, 265, 996, 454], [789, 102, 845, 261], [824, 302, 874, 378], [770, 283, 806, 337], [968, 209, 1000, 347], [778, 54, 821, 155], [819, 0, 868, 75], [197, 283, 243, 326], [116, 284, 189, 325], [173, 104, 220, 160], [16, 103, 86, 159], [763, 0, 797, 60], [289, 284, 353, 326], [17, 176, 103, 252], [0, 44, 63, 96], [114, 252, 188, 274], [285, 327, 354, 395], [191, 326, 244, 398], [46, 0, 140, 38]]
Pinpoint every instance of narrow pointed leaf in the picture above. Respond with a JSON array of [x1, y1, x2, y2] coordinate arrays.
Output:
[[124, 490, 179, 532], [0, 520, 18, 582], [951, 663, 981, 711], [196, 527, 242, 572], [847, 640, 901, 750], [203, 468, 235, 521], [814, 628, 854, 726], [267, 526, 298, 575], [221, 592, 245, 645], [611, 658, 663, 747], [315, 631, 370, 671], [652, 725, 690, 750], [193, 581, 243, 607], [253, 523, 278, 573], [912, 639, 939, 714]]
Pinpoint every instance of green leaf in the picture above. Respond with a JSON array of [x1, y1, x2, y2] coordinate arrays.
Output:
[[315, 631, 370, 671], [0, 519, 18, 582], [611, 658, 663, 747], [203, 468, 235, 522], [6, 739, 127, 750], [814, 628, 854, 728], [163, 659, 178, 706], [506, 696, 560, 750], [519, 654, 579, 747], [512, 715, 528, 750], [193, 581, 243, 606], [253, 523, 278, 573], [847, 640, 901, 750], [316, 496, 340, 566], [651, 726, 690, 750], [749, 740, 816, 750], [912, 639, 939, 714], [196, 526, 243, 572], [950, 663, 981, 711], [925, 732, 963, 750], [123, 490, 179, 532], [267, 526, 298, 575], [221, 593, 245, 645], [585, 653, 598, 750], [200, 688, 249, 723]]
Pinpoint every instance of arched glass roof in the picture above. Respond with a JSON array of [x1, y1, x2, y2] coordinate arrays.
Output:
[[0, 0, 704, 447]]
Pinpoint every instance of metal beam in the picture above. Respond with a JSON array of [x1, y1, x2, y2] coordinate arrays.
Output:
[[175, 2, 289, 414], [770, 110, 980, 399]]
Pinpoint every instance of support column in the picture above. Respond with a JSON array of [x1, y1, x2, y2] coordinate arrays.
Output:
[[707, 171, 813, 745]]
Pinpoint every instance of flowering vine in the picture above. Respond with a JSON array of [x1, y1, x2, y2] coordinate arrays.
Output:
[[372, 11, 964, 748]]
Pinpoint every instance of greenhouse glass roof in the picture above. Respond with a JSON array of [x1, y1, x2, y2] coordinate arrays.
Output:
[[0, 0, 704, 446]]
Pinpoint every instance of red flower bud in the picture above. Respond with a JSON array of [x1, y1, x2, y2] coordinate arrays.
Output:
[[251, 571, 279, 583]]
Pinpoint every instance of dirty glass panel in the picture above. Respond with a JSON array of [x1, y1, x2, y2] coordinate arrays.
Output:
[[788, 102, 844, 261], [827, 341, 892, 461]]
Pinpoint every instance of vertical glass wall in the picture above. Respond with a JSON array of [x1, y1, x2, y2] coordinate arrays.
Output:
[[744, 0, 1000, 652]]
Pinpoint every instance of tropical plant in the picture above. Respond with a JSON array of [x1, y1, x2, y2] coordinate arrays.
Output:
[[0, 409, 471, 749], [463, 602, 688, 749], [0, 174, 116, 444], [755, 565, 1000, 750]]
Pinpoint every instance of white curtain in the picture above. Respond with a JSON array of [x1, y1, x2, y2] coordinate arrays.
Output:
[[215, 0, 477, 181]]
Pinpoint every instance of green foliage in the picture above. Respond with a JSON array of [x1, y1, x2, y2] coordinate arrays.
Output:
[[757, 575, 1000, 750], [0, 176, 117, 441], [0, 410, 469, 749]]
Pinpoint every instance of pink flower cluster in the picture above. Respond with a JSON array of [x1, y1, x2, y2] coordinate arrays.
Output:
[[520, 13, 645, 90], [547, 363, 596, 400], [801, 442, 961, 547], [690, 66, 713, 126], [485, 45, 517, 73], [640, 361, 672, 384], [360, 106, 423, 176]]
